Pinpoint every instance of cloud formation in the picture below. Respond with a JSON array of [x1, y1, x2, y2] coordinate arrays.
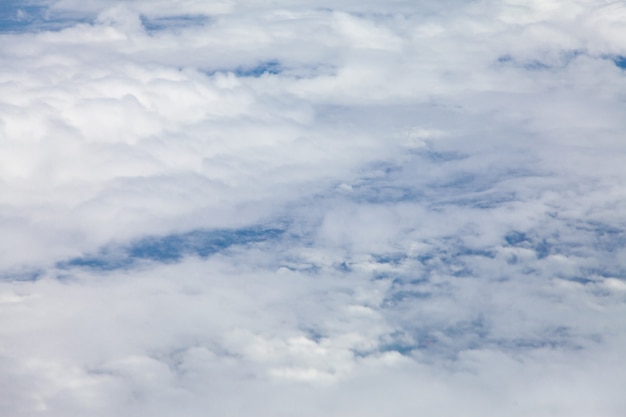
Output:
[[1, 0, 626, 416]]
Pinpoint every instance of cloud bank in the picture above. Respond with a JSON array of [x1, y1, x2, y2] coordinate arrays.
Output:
[[1, 0, 626, 416]]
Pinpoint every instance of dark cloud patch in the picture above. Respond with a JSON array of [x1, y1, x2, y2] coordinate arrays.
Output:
[[58, 226, 284, 271], [0, 0, 47, 33], [234, 60, 282, 77], [612, 55, 626, 69], [204, 60, 283, 78], [140, 14, 211, 33], [1, 268, 43, 282]]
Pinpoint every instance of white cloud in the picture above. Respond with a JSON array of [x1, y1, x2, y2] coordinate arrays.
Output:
[[1, 0, 626, 415]]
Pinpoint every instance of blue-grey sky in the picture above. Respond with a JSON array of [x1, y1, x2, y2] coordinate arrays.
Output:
[[1, 1, 626, 416]]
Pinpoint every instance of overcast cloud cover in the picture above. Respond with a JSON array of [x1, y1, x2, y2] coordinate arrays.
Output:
[[1, 0, 626, 415]]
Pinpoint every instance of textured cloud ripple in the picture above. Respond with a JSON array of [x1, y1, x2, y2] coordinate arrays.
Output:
[[1, 1, 626, 416]]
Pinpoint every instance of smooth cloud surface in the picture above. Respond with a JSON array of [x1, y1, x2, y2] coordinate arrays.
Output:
[[1, 0, 626, 416]]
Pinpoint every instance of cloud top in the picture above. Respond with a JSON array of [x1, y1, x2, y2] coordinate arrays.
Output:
[[1, 1, 626, 416]]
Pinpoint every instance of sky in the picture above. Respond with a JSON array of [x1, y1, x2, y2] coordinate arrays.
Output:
[[1, 0, 626, 416]]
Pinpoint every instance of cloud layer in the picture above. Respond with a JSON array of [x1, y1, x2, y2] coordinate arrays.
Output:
[[1, 1, 626, 416]]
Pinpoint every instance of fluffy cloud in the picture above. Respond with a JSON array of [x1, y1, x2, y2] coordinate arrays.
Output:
[[1, 0, 626, 416]]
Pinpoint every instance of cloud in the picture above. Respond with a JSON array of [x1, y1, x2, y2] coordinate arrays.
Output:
[[1, 0, 626, 415]]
